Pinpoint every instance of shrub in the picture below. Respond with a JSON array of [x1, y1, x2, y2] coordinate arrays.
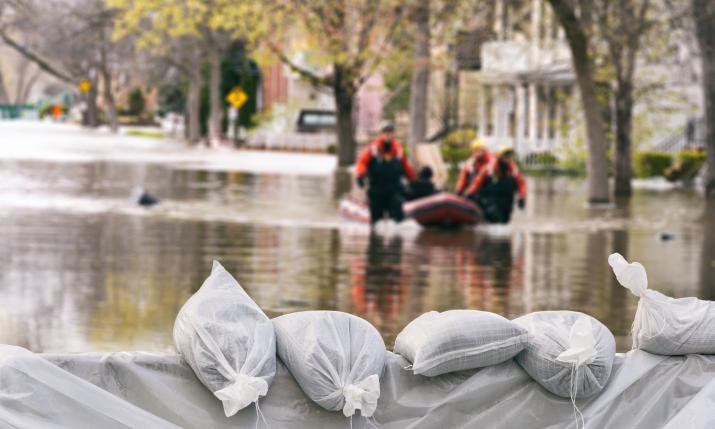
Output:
[[441, 129, 476, 168], [127, 88, 145, 116], [38, 103, 69, 119], [523, 151, 559, 166], [664, 148, 707, 182], [633, 151, 673, 178]]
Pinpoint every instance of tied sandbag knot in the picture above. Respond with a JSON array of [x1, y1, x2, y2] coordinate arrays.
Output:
[[555, 316, 596, 429], [215, 373, 268, 417], [341, 374, 380, 417]]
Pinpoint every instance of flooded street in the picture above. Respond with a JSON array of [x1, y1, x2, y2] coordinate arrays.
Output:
[[0, 123, 713, 353]]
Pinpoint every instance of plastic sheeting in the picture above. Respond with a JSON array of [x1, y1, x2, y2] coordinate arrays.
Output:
[[0, 347, 694, 428]]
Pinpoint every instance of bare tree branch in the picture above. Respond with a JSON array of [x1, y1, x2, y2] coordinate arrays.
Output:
[[267, 41, 333, 87], [0, 29, 74, 83]]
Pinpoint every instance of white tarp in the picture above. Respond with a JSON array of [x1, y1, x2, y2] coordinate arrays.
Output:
[[0, 346, 707, 428]]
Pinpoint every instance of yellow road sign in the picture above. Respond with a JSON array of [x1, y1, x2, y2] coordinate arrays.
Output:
[[226, 87, 248, 109], [78, 79, 92, 93]]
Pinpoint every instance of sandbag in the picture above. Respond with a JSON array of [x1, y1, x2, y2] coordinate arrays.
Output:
[[609, 252, 715, 355], [394, 310, 529, 376], [273, 311, 385, 417], [173, 261, 276, 417], [513, 311, 615, 399]]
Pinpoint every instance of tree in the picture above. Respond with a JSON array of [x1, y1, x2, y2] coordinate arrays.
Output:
[[1, 0, 132, 130], [692, 0, 715, 198], [595, 0, 653, 196], [12, 58, 41, 104], [110, 0, 267, 145], [267, 0, 405, 166], [109, 1, 203, 142], [407, 0, 430, 157], [0, 68, 8, 103], [548, 0, 610, 203]]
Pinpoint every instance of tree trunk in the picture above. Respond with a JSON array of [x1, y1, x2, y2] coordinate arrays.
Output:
[[408, 0, 430, 161], [85, 79, 99, 128], [19, 69, 41, 104], [14, 59, 29, 104], [99, 31, 118, 133], [693, 0, 715, 199], [614, 81, 633, 196], [0, 69, 9, 103], [101, 68, 118, 133], [187, 65, 202, 144], [548, 0, 610, 203], [334, 64, 357, 166], [207, 45, 223, 147]]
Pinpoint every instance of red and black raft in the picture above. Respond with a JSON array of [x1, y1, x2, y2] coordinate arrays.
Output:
[[404, 193, 482, 227], [339, 193, 482, 227]]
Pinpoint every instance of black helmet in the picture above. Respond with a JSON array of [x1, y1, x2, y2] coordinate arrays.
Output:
[[380, 122, 396, 133], [418, 166, 433, 180]]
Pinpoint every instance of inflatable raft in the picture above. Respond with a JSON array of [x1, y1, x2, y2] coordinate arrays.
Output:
[[404, 193, 482, 227], [339, 193, 482, 227]]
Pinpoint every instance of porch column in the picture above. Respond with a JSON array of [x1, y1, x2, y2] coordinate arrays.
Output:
[[541, 84, 550, 150], [478, 83, 487, 138], [516, 83, 527, 154], [528, 83, 538, 152]]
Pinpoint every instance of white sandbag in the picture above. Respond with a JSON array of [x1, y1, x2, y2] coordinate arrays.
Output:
[[609, 252, 715, 355], [513, 311, 615, 399], [173, 261, 276, 417], [394, 310, 529, 376], [273, 311, 385, 417]]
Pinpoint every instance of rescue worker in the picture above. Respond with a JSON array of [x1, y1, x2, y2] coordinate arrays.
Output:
[[456, 138, 493, 196], [465, 146, 526, 223], [406, 166, 438, 201], [355, 123, 416, 225]]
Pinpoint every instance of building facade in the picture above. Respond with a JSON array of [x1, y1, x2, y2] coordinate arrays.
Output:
[[472, 0, 576, 155]]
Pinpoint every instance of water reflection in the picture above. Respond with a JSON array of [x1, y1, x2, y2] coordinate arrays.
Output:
[[351, 233, 405, 339], [0, 157, 712, 353]]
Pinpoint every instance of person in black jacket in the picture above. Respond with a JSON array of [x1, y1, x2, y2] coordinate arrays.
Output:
[[406, 166, 438, 201]]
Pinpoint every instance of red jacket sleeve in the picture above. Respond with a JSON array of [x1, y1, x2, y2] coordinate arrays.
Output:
[[401, 155, 416, 182], [455, 167, 469, 194], [355, 147, 373, 178], [466, 167, 488, 196]]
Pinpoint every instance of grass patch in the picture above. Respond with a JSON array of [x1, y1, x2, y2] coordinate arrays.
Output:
[[125, 129, 165, 139]]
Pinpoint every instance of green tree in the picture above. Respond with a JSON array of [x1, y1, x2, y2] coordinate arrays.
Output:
[[266, 0, 405, 166], [127, 88, 145, 116], [109, 0, 268, 144]]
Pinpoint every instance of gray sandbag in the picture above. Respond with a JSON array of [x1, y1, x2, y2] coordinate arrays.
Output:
[[610, 252, 715, 355], [173, 261, 276, 417], [513, 311, 615, 398], [273, 311, 385, 417], [394, 310, 529, 376]]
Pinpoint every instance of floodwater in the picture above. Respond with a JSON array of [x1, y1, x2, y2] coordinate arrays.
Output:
[[0, 123, 714, 353]]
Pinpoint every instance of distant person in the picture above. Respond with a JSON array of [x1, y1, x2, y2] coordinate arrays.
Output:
[[131, 187, 160, 207], [51, 104, 63, 121], [406, 166, 438, 201], [456, 138, 493, 196], [355, 122, 416, 225], [465, 146, 526, 223]]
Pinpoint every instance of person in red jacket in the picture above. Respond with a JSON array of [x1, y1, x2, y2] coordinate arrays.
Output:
[[465, 146, 526, 223], [456, 139, 493, 196], [355, 123, 416, 224]]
